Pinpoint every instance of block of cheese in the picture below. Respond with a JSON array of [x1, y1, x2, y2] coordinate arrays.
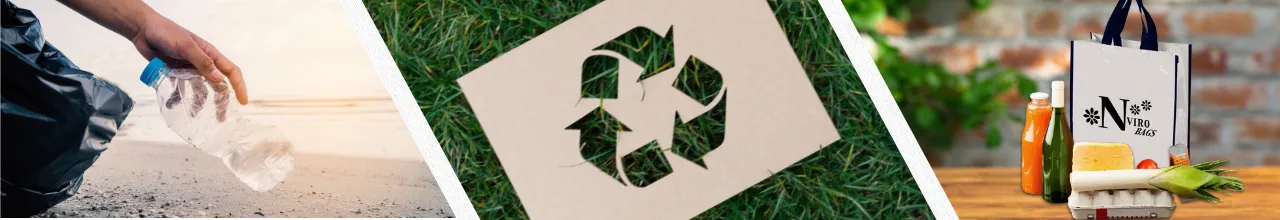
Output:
[[1072, 142, 1134, 171]]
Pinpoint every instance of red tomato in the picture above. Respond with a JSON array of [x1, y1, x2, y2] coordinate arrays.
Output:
[[1137, 159, 1158, 169]]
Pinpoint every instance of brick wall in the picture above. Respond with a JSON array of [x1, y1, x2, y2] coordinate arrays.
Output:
[[880, 0, 1280, 167]]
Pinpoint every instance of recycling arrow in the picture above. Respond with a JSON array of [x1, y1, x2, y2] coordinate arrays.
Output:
[[672, 90, 728, 168], [565, 107, 630, 185], [593, 26, 675, 82], [672, 55, 723, 106]]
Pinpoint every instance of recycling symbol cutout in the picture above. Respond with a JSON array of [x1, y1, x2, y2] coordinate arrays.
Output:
[[456, 0, 840, 218], [566, 26, 728, 187]]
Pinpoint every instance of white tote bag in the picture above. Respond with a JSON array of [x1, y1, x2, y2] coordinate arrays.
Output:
[[1071, 0, 1181, 168]]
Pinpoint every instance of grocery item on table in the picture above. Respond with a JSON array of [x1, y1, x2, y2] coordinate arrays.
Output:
[[1068, 190, 1176, 219], [1021, 92, 1052, 194], [1071, 142, 1134, 172], [1042, 81, 1075, 203], [1137, 159, 1159, 169], [1169, 144, 1190, 166]]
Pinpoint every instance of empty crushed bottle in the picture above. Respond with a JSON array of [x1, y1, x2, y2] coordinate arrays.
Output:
[[140, 58, 294, 192]]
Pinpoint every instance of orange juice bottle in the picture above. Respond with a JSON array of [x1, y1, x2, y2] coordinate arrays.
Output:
[[1170, 144, 1190, 166], [1021, 92, 1051, 194]]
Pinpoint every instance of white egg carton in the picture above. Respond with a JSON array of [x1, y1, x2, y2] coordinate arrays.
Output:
[[1068, 189, 1176, 219]]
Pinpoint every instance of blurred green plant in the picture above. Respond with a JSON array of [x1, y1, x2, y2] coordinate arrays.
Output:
[[843, 0, 1035, 150], [843, 0, 992, 29]]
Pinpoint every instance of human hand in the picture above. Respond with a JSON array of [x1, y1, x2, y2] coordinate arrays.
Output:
[[130, 14, 248, 105], [162, 70, 232, 122]]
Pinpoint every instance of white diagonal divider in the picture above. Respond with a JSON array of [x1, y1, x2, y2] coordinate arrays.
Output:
[[816, 0, 958, 219], [338, 0, 480, 219]]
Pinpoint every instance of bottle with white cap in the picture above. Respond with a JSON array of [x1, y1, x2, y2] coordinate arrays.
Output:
[[1021, 92, 1052, 195], [1042, 81, 1075, 203], [140, 58, 295, 192]]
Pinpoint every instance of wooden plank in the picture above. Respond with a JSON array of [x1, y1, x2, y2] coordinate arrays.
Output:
[[935, 167, 1280, 219]]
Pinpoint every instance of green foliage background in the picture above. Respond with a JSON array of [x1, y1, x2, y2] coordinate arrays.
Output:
[[844, 0, 1036, 150], [366, 0, 932, 219]]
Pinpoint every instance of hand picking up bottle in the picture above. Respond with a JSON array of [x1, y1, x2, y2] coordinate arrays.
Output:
[[140, 58, 295, 192]]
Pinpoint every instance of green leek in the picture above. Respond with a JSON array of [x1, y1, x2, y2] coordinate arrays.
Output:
[[1070, 160, 1244, 203]]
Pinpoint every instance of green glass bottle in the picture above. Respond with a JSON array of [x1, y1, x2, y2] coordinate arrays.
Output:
[[1042, 81, 1074, 203]]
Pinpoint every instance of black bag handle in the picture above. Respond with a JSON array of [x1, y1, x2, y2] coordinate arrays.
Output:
[[1100, 0, 1159, 51]]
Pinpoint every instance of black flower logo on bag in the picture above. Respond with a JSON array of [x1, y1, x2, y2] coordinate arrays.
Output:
[[1141, 100, 1152, 111], [1084, 108, 1101, 125], [1084, 96, 1158, 137]]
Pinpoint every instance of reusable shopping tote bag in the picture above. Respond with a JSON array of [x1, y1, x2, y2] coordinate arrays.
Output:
[[1071, 0, 1180, 168]]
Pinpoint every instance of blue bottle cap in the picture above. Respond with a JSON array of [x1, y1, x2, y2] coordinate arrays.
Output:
[[140, 58, 167, 86]]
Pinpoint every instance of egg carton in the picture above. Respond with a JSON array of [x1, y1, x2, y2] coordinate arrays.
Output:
[[1068, 189, 1176, 219]]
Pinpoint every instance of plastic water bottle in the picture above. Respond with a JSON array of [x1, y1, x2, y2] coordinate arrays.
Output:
[[140, 58, 294, 192]]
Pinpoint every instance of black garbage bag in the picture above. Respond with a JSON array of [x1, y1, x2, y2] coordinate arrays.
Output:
[[1, 0, 135, 217]]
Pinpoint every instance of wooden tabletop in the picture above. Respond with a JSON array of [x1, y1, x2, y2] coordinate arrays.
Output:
[[935, 166, 1280, 219]]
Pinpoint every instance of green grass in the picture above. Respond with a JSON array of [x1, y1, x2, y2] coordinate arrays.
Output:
[[364, 0, 932, 219]]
